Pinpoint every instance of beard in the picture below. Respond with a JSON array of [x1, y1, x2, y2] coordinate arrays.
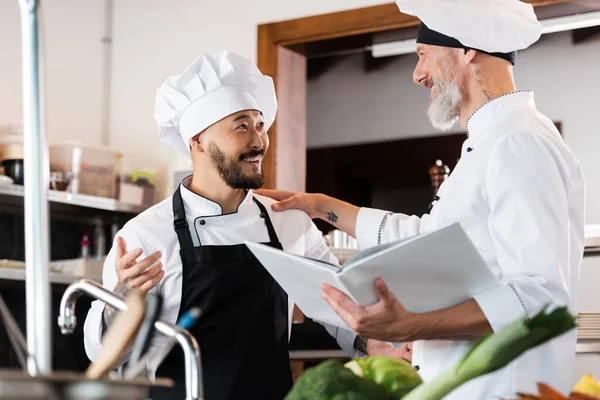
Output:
[[427, 53, 465, 132], [208, 143, 265, 190], [427, 79, 463, 132]]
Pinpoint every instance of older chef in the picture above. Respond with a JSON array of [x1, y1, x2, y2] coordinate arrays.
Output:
[[83, 51, 357, 400], [257, 0, 586, 398]]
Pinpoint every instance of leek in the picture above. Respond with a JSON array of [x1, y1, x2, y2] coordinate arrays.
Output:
[[403, 305, 577, 400]]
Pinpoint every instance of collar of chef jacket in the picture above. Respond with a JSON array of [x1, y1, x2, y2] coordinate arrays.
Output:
[[466, 90, 536, 140], [179, 175, 256, 220]]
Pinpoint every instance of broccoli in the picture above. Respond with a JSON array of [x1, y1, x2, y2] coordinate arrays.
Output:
[[285, 360, 397, 400]]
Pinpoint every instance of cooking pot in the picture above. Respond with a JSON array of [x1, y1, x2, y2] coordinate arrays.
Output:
[[1, 159, 23, 185], [0, 370, 173, 400]]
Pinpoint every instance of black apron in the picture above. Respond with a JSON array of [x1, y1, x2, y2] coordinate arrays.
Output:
[[153, 187, 293, 400]]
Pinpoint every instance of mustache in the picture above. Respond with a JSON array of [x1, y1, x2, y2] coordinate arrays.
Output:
[[238, 149, 265, 161]]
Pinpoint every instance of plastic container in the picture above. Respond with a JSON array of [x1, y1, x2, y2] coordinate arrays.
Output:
[[117, 154, 169, 206], [49, 142, 122, 199]]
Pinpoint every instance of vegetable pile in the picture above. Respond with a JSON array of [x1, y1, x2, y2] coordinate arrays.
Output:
[[284, 358, 400, 400], [285, 306, 577, 400]]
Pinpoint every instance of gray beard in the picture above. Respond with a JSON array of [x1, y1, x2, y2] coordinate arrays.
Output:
[[427, 79, 462, 132]]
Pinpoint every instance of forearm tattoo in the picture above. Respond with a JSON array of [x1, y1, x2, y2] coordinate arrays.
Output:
[[102, 282, 131, 333], [326, 210, 339, 223]]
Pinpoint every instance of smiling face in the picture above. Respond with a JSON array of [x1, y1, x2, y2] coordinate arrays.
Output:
[[413, 44, 468, 132], [191, 109, 269, 190]]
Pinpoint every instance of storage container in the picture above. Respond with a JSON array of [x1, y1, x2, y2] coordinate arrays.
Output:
[[49, 142, 122, 199]]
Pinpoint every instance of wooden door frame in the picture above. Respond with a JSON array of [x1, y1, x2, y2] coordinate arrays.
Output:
[[257, 0, 572, 191]]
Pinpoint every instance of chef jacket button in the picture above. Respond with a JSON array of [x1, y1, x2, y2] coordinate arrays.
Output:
[[466, 147, 473, 152], [428, 203, 434, 211], [434, 195, 440, 201], [414, 365, 420, 371], [199, 220, 206, 225], [260, 213, 266, 218]]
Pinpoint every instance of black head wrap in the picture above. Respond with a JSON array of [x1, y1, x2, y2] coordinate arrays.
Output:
[[416, 22, 517, 65]]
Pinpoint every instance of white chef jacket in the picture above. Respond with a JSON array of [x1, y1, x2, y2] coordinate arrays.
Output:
[[83, 177, 359, 377], [356, 91, 585, 399]]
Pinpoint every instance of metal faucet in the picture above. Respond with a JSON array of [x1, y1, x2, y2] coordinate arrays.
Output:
[[58, 279, 203, 400]]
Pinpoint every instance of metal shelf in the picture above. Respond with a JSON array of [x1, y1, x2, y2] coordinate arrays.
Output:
[[0, 183, 146, 215], [0, 267, 100, 286]]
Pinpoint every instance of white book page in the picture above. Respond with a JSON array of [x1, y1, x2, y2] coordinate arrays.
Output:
[[342, 233, 426, 270], [245, 241, 355, 330], [339, 224, 499, 313]]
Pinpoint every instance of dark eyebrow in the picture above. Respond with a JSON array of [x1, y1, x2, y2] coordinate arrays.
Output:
[[233, 114, 251, 122], [233, 111, 264, 122]]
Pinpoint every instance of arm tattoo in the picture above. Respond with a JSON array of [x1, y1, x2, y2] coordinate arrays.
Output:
[[102, 282, 131, 333], [326, 211, 339, 223]]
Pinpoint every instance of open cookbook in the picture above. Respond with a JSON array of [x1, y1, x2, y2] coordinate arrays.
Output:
[[245, 223, 500, 330]]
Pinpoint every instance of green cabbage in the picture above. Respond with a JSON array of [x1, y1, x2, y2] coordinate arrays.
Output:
[[344, 356, 422, 398]]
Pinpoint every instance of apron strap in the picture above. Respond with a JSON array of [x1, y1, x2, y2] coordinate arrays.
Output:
[[172, 186, 195, 249], [252, 197, 279, 244]]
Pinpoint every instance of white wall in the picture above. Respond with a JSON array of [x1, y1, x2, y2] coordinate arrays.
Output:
[[0, 0, 105, 146], [307, 31, 600, 224], [107, 0, 390, 174], [0, 0, 389, 192]]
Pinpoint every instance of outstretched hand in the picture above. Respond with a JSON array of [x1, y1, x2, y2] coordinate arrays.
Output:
[[254, 189, 325, 219]]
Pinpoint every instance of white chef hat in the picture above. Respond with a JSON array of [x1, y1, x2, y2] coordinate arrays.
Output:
[[154, 50, 277, 157], [396, 0, 542, 63]]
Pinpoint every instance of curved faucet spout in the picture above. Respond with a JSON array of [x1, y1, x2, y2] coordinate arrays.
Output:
[[58, 279, 126, 335], [57, 279, 203, 400]]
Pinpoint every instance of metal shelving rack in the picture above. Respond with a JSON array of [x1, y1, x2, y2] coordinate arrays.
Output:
[[0, 183, 147, 214], [13, 0, 146, 376]]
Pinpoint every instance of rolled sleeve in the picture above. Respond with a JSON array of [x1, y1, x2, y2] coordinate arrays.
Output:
[[474, 132, 575, 332], [473, 284, 528, 332], [356, 208, 392, 249], [356, 207, 426, 250]]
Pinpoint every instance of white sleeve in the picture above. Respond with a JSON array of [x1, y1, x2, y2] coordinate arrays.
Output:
[[355, 208, 429, 250], [301, 218, 361, 357], [82, 223, 146, 365], [473, 132, 576, 332]]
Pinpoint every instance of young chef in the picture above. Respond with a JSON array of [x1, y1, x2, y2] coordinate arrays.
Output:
[[83, 50, 358, 400], [257, 0, 586, 398]]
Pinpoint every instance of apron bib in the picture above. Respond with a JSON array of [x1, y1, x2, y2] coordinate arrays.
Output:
[[153, 188, 292, 400]]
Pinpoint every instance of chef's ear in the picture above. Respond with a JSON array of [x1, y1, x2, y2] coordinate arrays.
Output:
[[189, 133, 205, 153], [460, 48, 477, 65]]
